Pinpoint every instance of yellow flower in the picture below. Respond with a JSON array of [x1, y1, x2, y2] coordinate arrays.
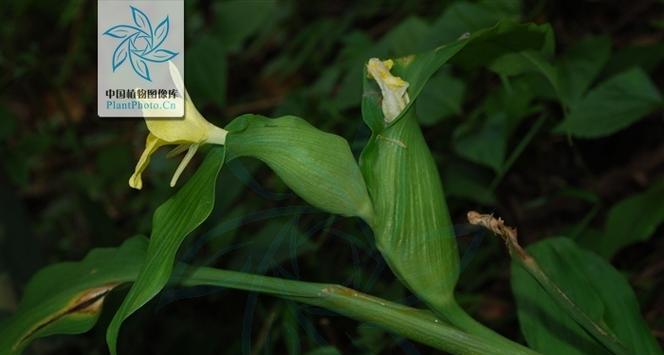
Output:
[[366, 58, 410, 123], [128, 62, 227, 190]]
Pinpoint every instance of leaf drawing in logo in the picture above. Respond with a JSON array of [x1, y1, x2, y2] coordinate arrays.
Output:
[[131, 6, 152, 38], [111, 38, 130, 71], [143, 49, 178, 63], [103, 6, 179, 81], [104, 25, 141, 39], [152, 17, 170, 49], [130, 54, 151, 81]]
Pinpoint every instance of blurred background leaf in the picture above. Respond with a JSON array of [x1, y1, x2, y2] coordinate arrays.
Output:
[[0, 236, 148, 354], [511, 237, 661, 355], [555, 68, 662, 137], [577, 181, 664, 259], [186, 35, 227, 108]]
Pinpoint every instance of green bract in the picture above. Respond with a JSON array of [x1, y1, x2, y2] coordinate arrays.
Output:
[[225, 114, 374, 223], [358, 22, 552, 355], [362, 107, 459, 310], [360, 20, 551, 314], [362, 61, 459, 312]]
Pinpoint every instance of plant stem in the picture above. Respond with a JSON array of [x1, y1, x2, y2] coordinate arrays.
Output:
[[438, 299, 539, 355], [467, 211, 629, 355], [490, 114, 547, 190], [178, 267, 532, 355]]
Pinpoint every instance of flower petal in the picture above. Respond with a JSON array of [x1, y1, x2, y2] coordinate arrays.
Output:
[[143, 95, 208, 142], [169, 144, 199, 187], [129, 133, 166, 190], [366, 58, 410, 123], [141, 62, 210, 143]]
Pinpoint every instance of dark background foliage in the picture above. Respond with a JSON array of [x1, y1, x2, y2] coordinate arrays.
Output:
[[0, 0, 662, 354]]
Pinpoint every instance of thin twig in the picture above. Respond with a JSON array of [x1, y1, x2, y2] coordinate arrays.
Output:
[[467, 211, 630, 355]]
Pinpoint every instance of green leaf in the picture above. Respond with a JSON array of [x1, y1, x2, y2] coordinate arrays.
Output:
[[511, 237, 662, 355], [442, 161, 496, 205], [379, 16, 430, 56], [185, 35, 227, 108], [213, 0, 278, 52], [0, 237, 148, 354], [452, 78, 542, 174], [106, 147, 225, 355], [449, 22, 550, 70], [490, 50, 562, 103], [557, 36, 612, 106], [555, 68, 663, 137], [491, 114, 547, 186], [477, 0, 522, 17], [604, 43, 664, 76], [228, 220, 316, 273], [453, 112, 508, 172], [225, 114, 374, 222], [363, 21, 550, 130], [578, 181, 664, 259], [421, 0, 522, 48], [416, 69, 466, 126], [263, 18, 348, 78]]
